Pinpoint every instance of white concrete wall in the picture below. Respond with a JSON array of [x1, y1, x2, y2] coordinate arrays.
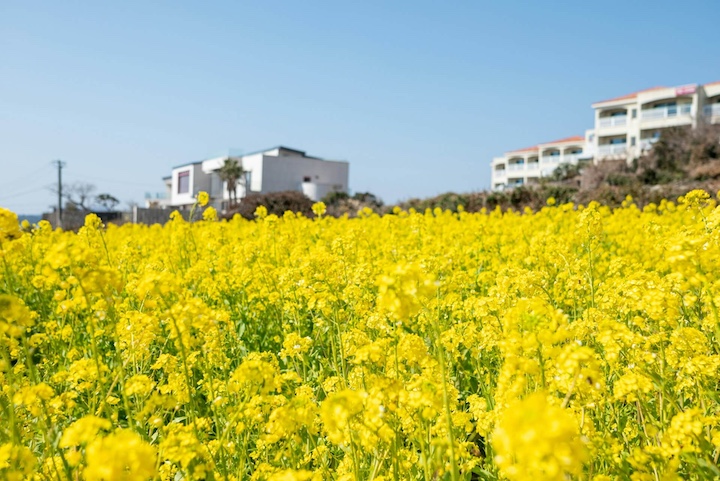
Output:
[[170, 163, 207, 207], [167, 148, 351, 206], [260, 155, 349, 200]]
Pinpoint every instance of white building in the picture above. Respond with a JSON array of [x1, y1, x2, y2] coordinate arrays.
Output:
[[163, 146, 349, 210], [590, 81, 720, 162], [491, 80, 720, 190], [491, 135, 588, 190]]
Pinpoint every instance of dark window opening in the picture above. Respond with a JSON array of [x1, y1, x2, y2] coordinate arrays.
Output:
[[178, 171, 190, 194]]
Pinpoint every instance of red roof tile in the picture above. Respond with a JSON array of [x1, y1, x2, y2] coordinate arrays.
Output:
[[541, 135, 585, 144], [507, 135, 584, 155], [507, 145, 538, 153], [594, 86, 666, 104]]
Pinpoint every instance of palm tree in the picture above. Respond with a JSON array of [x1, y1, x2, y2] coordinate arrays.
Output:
[[216, 157, 246, 208]]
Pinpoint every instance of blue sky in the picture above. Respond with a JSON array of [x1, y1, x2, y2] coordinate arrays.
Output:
[[1, 0, 718, 214]]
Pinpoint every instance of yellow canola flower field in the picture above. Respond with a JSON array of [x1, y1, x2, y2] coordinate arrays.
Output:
[[2, 190, 720, 480]]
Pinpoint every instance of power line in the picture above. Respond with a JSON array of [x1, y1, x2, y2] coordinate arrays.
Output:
[[0, 186, 48, 201], [0, 165, 52, 190], [68, 174, 161, 188]]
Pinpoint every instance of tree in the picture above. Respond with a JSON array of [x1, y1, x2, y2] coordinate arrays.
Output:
[[551, 163, 581, 182], [62, 182, 96, 211], [95, 193, 120, 211], [216, 157, 246, 208]]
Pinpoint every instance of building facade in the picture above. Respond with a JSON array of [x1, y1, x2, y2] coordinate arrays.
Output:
[[162, 146, 349, 210], [491, 81, 720, 190], [491, 135, 589, 190]]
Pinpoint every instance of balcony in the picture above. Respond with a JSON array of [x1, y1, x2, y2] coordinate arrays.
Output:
[[526, 162, 539, 172], [705, 104, 720, 118], [541, 155, 561, 164], [507, 163, 525, 172], [562, 153, 582, 164], [598, 115, 627, 128], [641, 104, 692, 120], [598, 144, 627, 156]]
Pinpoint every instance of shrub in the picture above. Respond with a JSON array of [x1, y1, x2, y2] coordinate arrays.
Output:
[[226, 191, 316, 219]]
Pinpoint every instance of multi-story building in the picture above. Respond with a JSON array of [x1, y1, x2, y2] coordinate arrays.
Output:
[[491, 81, 720, 190], [163, 146, 349, 210], [491, 135, 589, 190], [590, 82, 720, 162]]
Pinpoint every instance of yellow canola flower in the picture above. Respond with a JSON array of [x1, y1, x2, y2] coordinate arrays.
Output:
[[83, 429, 157, 481], [376, 263, 436, 325], [0, 208, 21, 242], [312, 201, 326, 217], [0, 191, 719, 479], [202, 205, 218, 221], [0, 443, 35, 481], [0, 294, 36, 339], [60, 416, 112, 448], [197, 191, 210, 206], [492, 393, 586, 481]]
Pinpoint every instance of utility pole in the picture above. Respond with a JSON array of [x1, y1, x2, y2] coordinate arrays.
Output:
[[53, 160, 65, 228]]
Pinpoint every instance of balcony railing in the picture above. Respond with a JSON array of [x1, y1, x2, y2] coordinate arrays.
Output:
[[563, 153, 582, 164], [598, 144, 627, 156], [541, 154, 581, 164], [641, 104, 692, 120], [598, 115, 627, 128], [507, 163, 525, 171], [526, 162, 539, 171], [705, 104, 720, 117]]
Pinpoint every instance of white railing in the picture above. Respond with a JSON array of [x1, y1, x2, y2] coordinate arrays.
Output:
[[640, 138, 659, 151], [542, 154, 581, 164], [641, 104, 692, 120], [598, 144, 627, 156], [507, 163, 525, 171], [705, 104, 720, 117], [598, 115, 627, 128], [562, 153, 581, 164], [526, 162, 539, 171]]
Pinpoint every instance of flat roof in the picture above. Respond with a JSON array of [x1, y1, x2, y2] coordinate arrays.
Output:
[[170, 145, 325, 170]]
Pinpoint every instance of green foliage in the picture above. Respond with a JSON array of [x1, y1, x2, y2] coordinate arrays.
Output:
[[552, 163, 581, 181], [228, 191, 315, 219], [216, 157, 246, 207], [321, 191, 350, 207]]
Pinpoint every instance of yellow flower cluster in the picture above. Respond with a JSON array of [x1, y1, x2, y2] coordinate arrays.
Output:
[[2, 191, 720, 479]]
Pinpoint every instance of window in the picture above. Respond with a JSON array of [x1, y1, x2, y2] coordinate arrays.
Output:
[[631, 137, 636, 146], [303, 176, 311, 182], [589, 134, 594, 142], [631, 109, 637, 119], [610, 137, 627, 145], [177, 171, 190, 194]]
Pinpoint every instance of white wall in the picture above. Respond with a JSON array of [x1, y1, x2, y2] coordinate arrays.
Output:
[[260, 155, 349, 200], [168, 149, 350, 207], [170, 163, 206, 207]]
